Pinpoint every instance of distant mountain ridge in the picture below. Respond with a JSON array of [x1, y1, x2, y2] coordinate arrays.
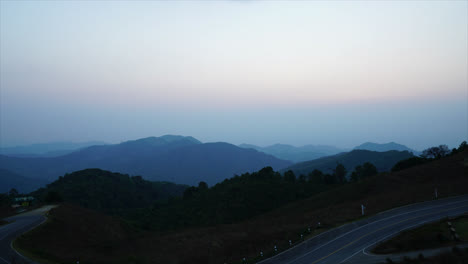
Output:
[[0, 169, 48, 193], [0, 135, 292, 187], [284, 149, 414, 176], [354, 142, 419, 155], [239, 143, 346, 162], [0, 141, 108, 158]]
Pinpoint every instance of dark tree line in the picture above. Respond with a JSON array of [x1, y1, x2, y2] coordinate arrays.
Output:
[[392, 141, 467, 172]]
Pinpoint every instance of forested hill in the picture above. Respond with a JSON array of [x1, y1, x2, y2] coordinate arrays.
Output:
[[284, 149, 414, 176], [33, 169, 187, 212]]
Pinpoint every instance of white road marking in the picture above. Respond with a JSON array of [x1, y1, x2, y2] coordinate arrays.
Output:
[[279, 199, 468, 264], [0, 256, 10, 264], [339, 249, 361, 263]]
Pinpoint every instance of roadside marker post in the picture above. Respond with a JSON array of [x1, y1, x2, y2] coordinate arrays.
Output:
[[361, 204, 366, 216]]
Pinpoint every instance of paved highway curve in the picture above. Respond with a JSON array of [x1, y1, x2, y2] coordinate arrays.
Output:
[[0, 206, 55, 264], [260, 195, 468, 264], [1, 198, 467, 264]]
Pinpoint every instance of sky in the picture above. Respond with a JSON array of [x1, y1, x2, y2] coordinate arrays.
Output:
[[0, 1, 467, 150]]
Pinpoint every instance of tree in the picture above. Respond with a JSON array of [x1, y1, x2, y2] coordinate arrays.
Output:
[[421, 145, 450, 159], [44, 191, 63, 203], [308, 169, 323, 184], [361, 162, 378, 178], [350, 165, 362, 182], [459, 141, 467, 152], [334, 163, 347, 183], [452, 141, 468, 155], [183, 186, 198, 200], [8, 188, 19, 198], [198, 181, 208, 190], [351, 162, 378, 181], [298, 174, 306, 183], [284, 170, 296, 182], [323, 173, 337, 184]]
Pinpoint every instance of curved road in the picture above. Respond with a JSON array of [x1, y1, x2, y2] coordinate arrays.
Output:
[[260, 195, 468, 264], [1, 197, 467, 264], [0, 206, 55, 264]]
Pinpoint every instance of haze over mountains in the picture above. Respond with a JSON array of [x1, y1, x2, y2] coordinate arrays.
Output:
[[0, 141, 107, 158], [0, 135, 292, 188], [0, 136, 423, 192], [354, 142, 420, 155], [284, 149, 414, 176], [238, 144, 346, 162], [239, 141, 419, 163], [0, 169, 48, 193]]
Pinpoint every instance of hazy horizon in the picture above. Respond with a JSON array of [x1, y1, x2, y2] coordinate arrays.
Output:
[[1, 1, 467, 151]]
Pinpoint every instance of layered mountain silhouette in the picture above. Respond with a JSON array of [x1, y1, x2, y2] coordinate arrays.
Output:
[[0, 135, 292, 186], [0, 141, 107, 158], [0, 168, 48, 193], [239, 143, 345, 162], [353, 142, 419, 155], [283, 149, 414, 176]]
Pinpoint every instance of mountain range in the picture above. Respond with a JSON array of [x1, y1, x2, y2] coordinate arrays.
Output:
[[239, 143, 345, 162], [283, 149, 414, 176], [0, 169, 48, 193], [0, 135, 292, 187], [0, 137, 420, 192], [0, 141, 107, 158], [354, 142, 420, 155]]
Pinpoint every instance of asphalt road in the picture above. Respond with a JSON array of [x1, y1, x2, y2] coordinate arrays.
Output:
[[0, 206, 55, 264], [260, 195, 468, 264], [1, 198, 467, 264]]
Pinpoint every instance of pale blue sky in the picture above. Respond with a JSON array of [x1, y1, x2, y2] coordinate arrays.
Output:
[[1, 1, 467, 150]]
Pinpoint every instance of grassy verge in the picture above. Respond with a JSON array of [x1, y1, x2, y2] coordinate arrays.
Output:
[[12, 215, 63, 264], [453, 217, 468, 240], [390, 247, 468, 264], [373, 215, 468, 254], [13, 238, 63, 264]]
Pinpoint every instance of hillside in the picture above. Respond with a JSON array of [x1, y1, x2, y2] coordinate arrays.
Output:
[[34, 169, 187, 212], [0, 169, 48, 193], [354, 142, 419, 155], [239, 143, 345, 162], [35, 167, 334, 231], [16, 150, 468, 264], [284, 149, 414, 176], [0, 135, 292, 186]]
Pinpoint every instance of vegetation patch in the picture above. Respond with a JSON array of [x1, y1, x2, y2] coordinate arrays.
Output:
[[385, 247, 468, 264], [15, 150, 468, 264], [454, 217, 468, 240], [373, 215, 468, 254]]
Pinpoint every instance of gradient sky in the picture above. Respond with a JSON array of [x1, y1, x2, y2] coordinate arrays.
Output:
[[1, 1, 467, 150]]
